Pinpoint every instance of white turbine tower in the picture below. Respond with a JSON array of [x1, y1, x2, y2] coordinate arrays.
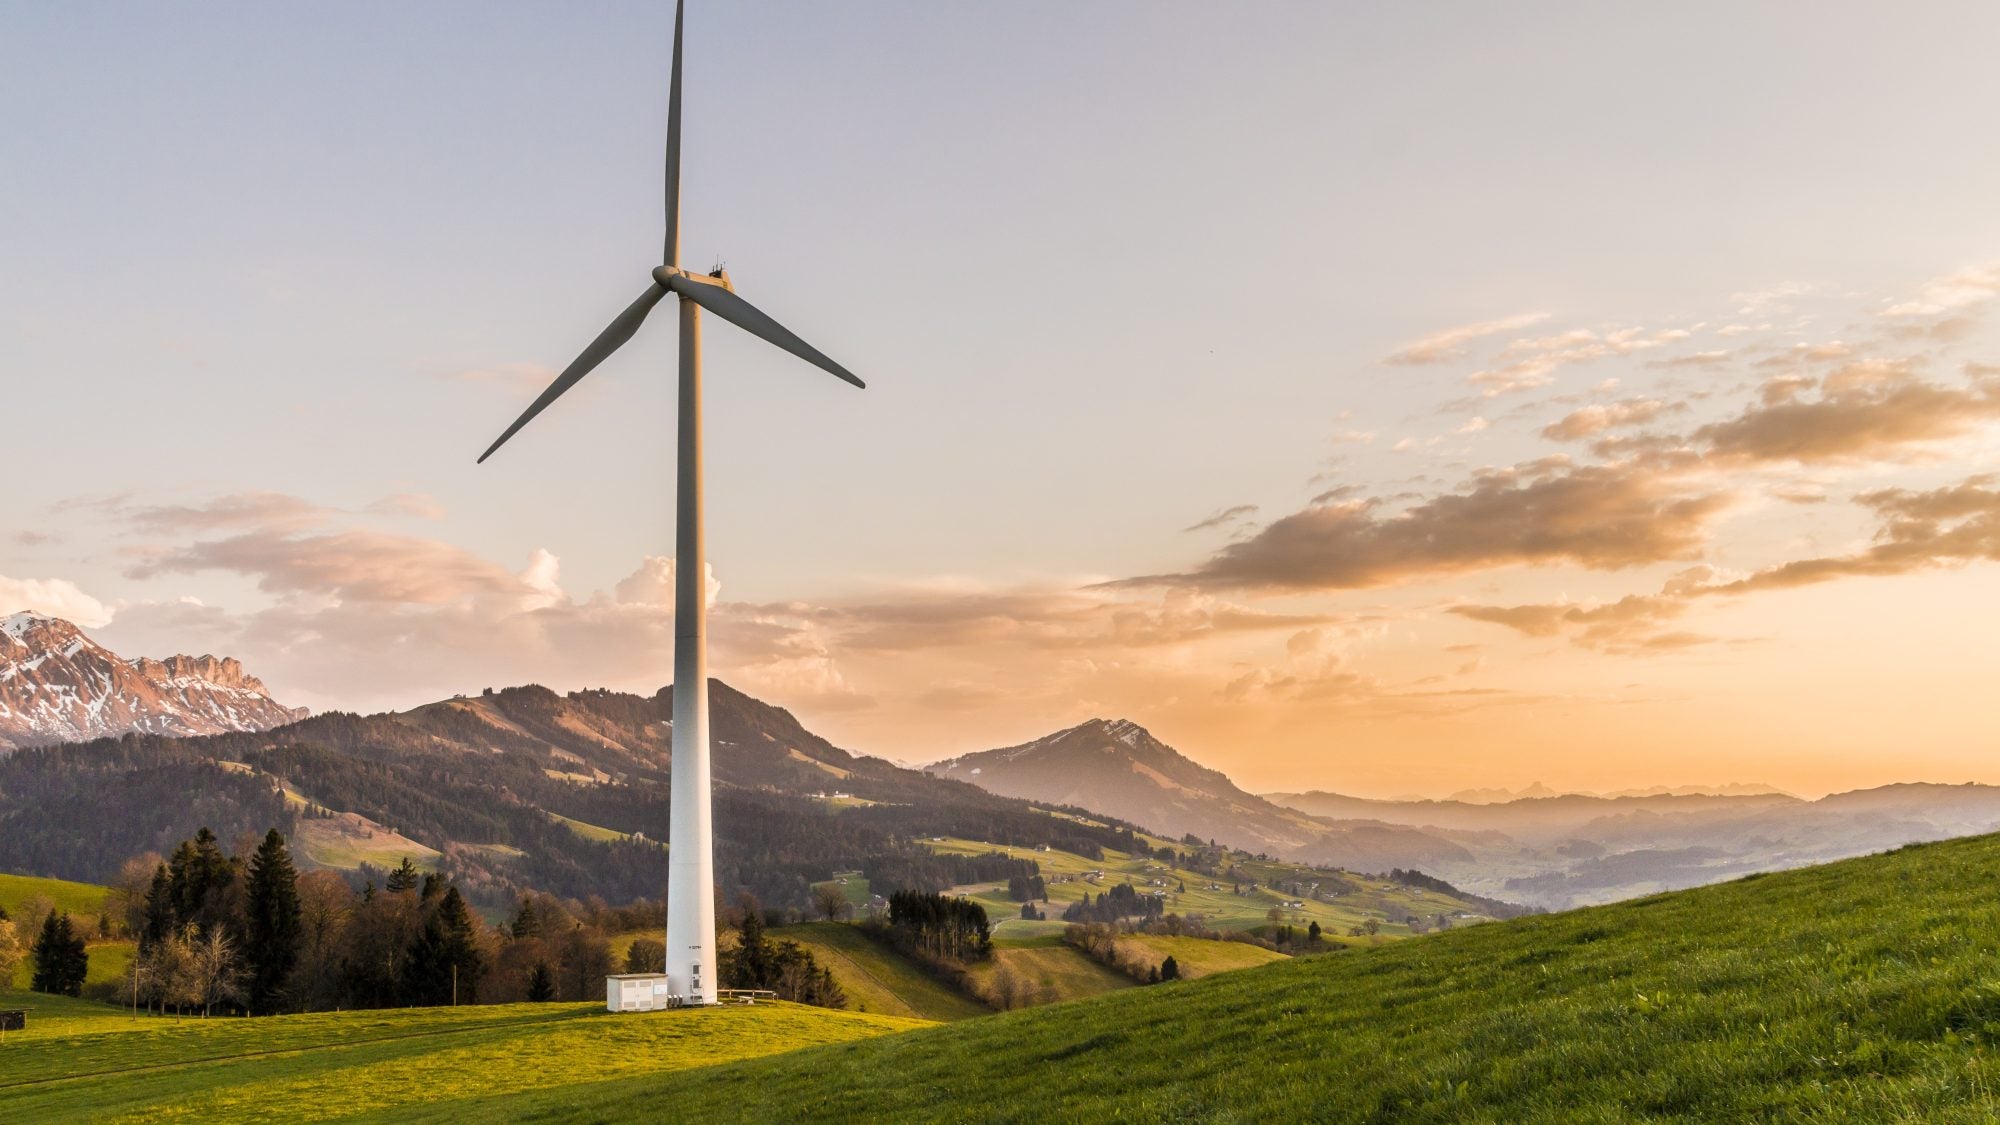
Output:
[[476, 0, 865, 1007]]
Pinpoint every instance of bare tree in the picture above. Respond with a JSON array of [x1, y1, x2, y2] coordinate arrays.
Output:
[[0, 918, 22, 985], [110, 852, 165, 938], [812, 884, 849, 922], [164, 924, 246, 1017], [290, 871, 354, 1011]]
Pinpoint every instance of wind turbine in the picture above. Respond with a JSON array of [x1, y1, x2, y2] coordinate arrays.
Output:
[[476, 0, 864, 1007]]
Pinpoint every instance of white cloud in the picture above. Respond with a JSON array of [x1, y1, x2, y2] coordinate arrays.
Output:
[[1383, 312, 1551, 366], [0, 574, 114, 628]]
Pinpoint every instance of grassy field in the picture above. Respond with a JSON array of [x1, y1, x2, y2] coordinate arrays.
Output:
[[1118, 933, 1289, 979], [0, 997, 927, 1122], [924, 833, 1486, 944], [962, 936, 1135, 1007], [1, 874, 133, 996], [496, 832, 2000, 1121], [776, 923, 990, 1022], [0, 873, 111, 920]]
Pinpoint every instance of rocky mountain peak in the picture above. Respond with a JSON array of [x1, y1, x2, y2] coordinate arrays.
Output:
[[0, 612, 306, 751]]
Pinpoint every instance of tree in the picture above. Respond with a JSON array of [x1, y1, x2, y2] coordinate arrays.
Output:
[[1160, 955, 1180, 981], [168, 828, 237, 938], [243, 828, 303, 1013], [734, 893, 770, 985], [510, 899, 541, 939], [554, 923, 611, 1002], [812, 883, 849, 922], [291, 871, 354, 1011], [112, 852, 165, 938], [30, 911, 88, 996], [526, 962, 557, 1002], [385, 857, 421, 894], [0, 918, 22, 986], [139, 864, 175, 951], [1266, 906, 1284, 924], [402, 886, 484, 1006], [625, 938, 666, 974], [1307, 920, 1322, 944], [187, 926, 247, 1016]]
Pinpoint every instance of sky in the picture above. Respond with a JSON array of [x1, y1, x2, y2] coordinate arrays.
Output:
[[4, 2, 1999, 799]]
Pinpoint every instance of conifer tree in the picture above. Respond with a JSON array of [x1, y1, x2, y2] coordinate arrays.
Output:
[[527, 962, 556, 1002], [386, 858, 420, 894], [140, 864, 175, 951], [31, 911, 88, 996], [244, 828, 303, 1013]]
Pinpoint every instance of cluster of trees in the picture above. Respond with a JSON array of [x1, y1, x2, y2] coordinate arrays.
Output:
[[26, 910, 90, 996], [877, 891, 991, 964], [1063, 923, 1183, 985], [862, 851, 1038, 899], [128, 830, 485, 1015], [718, 895, 845, 1008], [1005, 874, 1048, 903], [1061, 883, 1164, 924]]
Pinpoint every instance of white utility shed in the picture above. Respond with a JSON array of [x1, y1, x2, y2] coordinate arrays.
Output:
[[606, 973, 673, 1012]]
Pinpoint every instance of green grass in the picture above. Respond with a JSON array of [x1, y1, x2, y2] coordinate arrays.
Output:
[[0, 873, 110, 920], [492, 832, 2000, 1121], [0, 998, 926, 1122], [924, 833, 1480, 943], [811, 872, 871, 908], [776, 923, 990, 1022], [963, 941, 1135, 1007], [1118, 933, 1289, 979]]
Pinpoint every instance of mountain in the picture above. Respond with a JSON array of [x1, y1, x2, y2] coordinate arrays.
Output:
[[0, 678, 1157, 913], [1265, 782, 2000, 909], [926, 718, 1475, 872], [0, 612, 306, 751]]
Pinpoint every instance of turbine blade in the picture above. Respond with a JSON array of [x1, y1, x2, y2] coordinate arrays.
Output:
[[662, 0, 684, 267], [664, 272, 865, 389], [476, 282, 668, 463]]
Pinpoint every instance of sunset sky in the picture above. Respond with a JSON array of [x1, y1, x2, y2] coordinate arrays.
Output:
[[4, 3, 1999, 798]]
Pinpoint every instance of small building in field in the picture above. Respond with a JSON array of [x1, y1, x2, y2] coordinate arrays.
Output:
[[607, 973, 674, 1012]]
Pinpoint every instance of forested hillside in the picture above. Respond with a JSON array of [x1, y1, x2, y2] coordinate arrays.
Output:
[[0, 681, 1148, 914]]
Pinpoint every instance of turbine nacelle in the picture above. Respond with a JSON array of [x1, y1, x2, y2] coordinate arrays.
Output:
[[652, 265, 730, 291]]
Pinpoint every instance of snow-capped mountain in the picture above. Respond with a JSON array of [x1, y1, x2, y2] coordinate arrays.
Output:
[[0, 612, 306, 751]]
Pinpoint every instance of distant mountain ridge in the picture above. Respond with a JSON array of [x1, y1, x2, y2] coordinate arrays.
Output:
[[0, 612, 306, 750], [926, 718, 1476, 872]]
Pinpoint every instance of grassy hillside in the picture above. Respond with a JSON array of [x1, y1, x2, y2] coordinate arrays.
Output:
[[494, 832, 2000, 1121], [777, 922, 990, 1022], [0, 873, 133, 996], [926, 833, 1496, 944], [0, 997, 925, 1122], [0, 872, 110, 919]]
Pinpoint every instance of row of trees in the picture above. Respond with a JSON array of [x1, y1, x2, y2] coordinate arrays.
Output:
[[881, 891, 992, 964], [129, 831, 489, 1016], [1061, 883, 1165, 924], [719, 895, 845, 1008], [1005, 874, 1048, 903]]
